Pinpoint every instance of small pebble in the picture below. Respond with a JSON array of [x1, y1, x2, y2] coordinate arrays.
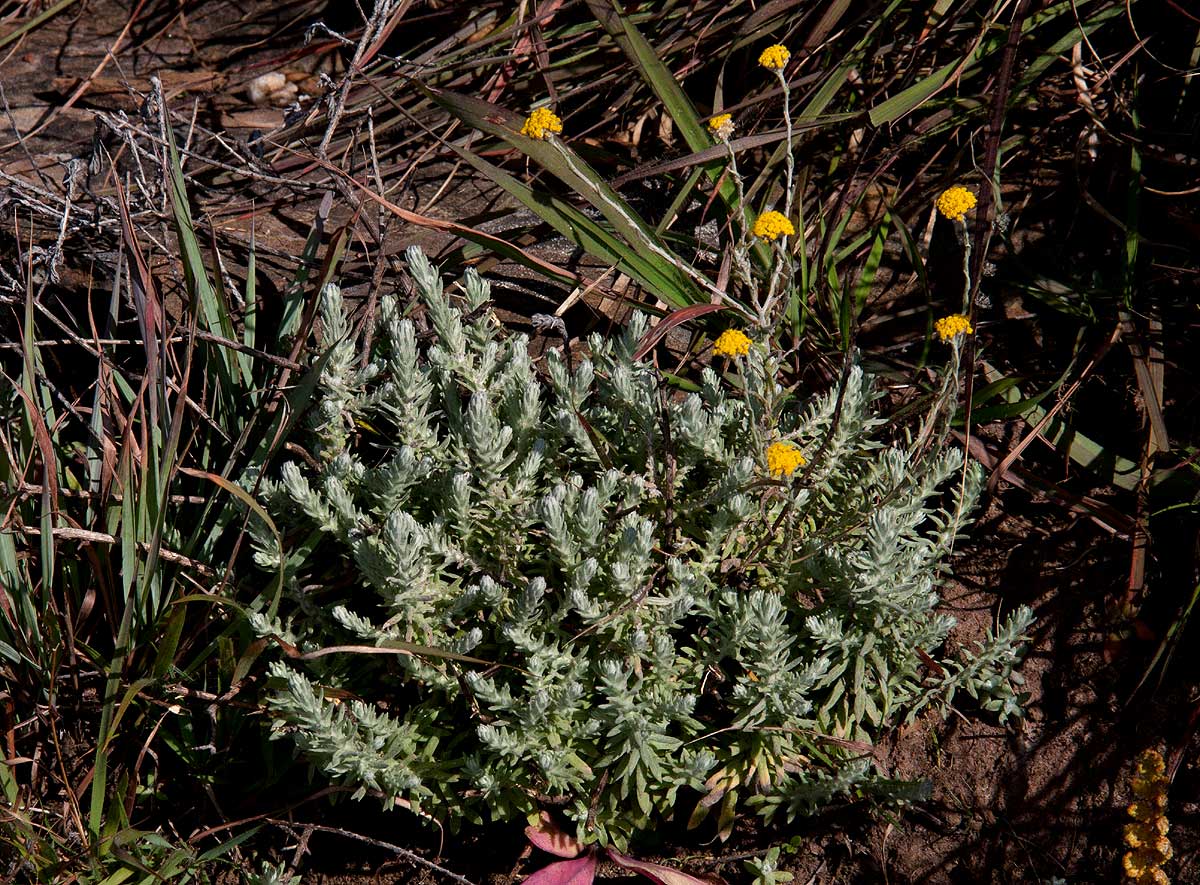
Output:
[[247, 72, 297, 107]]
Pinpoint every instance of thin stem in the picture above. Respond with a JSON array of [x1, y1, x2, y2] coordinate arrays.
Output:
[[759, 69, 797, 331], [780, 69, 795, 220], [958, 218, 974, 312]]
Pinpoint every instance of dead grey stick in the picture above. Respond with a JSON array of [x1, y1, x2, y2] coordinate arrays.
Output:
[[316, 0, 405, 158]]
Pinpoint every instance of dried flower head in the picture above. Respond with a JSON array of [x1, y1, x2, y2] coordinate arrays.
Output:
[[933, 314, 974, 342], [1134, 749, 1166, 781], [1126, 819, 1172, 848], [708, 113, 735, 140], [1124, 848, 1172, 880], [753, 210, 795, 242], [1123, 748, 1171, 882], [1127, 796, 1168, 822], [767, 441, 806, 478], [936, 186, 977, 222], [1152, 836, 1174, 862], [713, 329, 752, 358], [1133, 776, 1169, 799], [758, 44, 790, 71], [520, 107, 563, 140], [1126, 822, 1155, 850], [1123, 850, 1153, 878]]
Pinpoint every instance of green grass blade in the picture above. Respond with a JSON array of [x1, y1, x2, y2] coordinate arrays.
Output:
[[1015, 1, 1125, 92], [151, 605, 187, 681], [445, 141, 695, 303], [583, 0, 769, 269], [93, 438, 141, 837], [279, 212, 325, 339], [654, 166, 707, 237], [178, 468, 284, 617], [419, 82, 706, 305], [195, 825, 262, 863], [0, 0, 79, 52], [244, 227, 258, 352], [1133, 580, 1200, 698], [162, 125, 241, 393], [869, 54, 979, 127], [850, 220, 888, 324], [980, 362, 1142, 489], [18, 293, 58, 623]]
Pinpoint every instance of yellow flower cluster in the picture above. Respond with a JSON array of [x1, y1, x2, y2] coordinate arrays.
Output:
[[767, 441, 806, 478], [520, 107, 563, 140], [935, 185, 977, 222], [708, 113, 734, 140], [713, 328, 752, 358], [752, 210, 794, 242], [1124, 750, 1171, 884], [933, 314, 973, 343], [758, 44, 790, 71]]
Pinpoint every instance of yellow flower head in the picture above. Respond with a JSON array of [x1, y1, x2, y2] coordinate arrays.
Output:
[[753, 210, 795, 242], [708, 113, 734, 140], [520, 107, 563, 140], [767, 441, 806, 478], [758, 44, 790, 71], [713, 328, 752, 358], [935, 185, 977, 222], [933, 314, 974, 342]]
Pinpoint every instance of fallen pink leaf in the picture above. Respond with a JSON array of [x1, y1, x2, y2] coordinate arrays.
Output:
[[606, 847, 725, 885], [521, 853, 597, 885], [525, 810, 585, 858]]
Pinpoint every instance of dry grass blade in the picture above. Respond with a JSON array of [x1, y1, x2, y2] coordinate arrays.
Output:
[[300, 147, 587, 288], [1120, 307, 1169, 454], [959, 432, 1135, 537], [979, 359, 1144, 492], [4, 379, 59, 522], [985, 323, 1122, 492], [608, 127, 839, 189], [10, 525, 217, 576], [111, 171, 163, 400]]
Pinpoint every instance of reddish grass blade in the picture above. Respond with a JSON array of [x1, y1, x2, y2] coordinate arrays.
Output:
[[633, 303, 728, 361]]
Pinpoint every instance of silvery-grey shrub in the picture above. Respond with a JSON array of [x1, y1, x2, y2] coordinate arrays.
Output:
[[250, 246, 1031, 846]]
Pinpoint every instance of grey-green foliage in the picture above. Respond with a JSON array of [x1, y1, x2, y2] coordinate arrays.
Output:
[[744, 847, 794, 885], [252, 246, 1032, 845], [244, 862, 300, 885]]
